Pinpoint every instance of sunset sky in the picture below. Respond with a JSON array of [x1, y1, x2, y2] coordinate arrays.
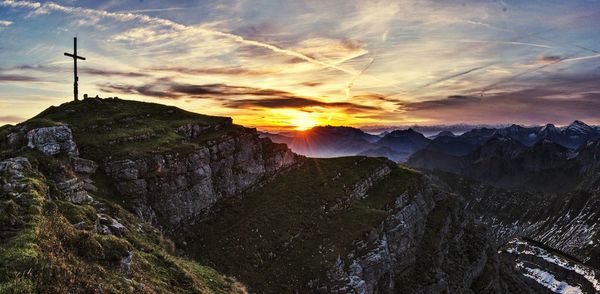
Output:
[[1, 0, 600, 130]]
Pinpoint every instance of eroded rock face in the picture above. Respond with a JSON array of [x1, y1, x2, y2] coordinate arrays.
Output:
[[329, 164, 392, 212], [326, 179, 524, 294], [105, 131, 299, 228], [460, 182, 600, 266], [0, 157, 32, 197], [72, 157, 98, 175], [176, 123, 229, 139], [328, 186, 438, 293], [26, 126, 78, 156]]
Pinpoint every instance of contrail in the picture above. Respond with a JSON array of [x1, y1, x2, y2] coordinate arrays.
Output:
[[120, 7, 193, 13], [202, 29, 358, 75], [561, 53, 600, 63], [480, 53, 600, 95], [479, 63, 555, 95], [461, 18, 599, 53], [1, 0, 358, 75], [459, 40, 555, 49], [421, 64, 492, 89], [459, 20, 512, 32], [346, 57, 375, 99]]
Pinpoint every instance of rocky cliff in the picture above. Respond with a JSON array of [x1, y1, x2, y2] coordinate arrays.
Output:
[[440, 175, 600, 265], [2, 98, 299, 231], [0, 123, 245, 292], [103, 129, 298, 228], [0, 98, 542, 293], [328, 177, 534, 294], [179, 155, 534, 293], [431, 172, 600, 293]]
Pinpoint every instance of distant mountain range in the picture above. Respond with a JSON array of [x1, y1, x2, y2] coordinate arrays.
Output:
[[262, 120, 600, 292], [261, 120, 600, 164], [408, 122, 600, 192]]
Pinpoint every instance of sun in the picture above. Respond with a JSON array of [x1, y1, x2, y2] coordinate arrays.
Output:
[[290, 113, 318, 131]]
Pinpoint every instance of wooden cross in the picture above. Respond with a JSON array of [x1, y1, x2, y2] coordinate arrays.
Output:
[[64, 37, 86, 101]]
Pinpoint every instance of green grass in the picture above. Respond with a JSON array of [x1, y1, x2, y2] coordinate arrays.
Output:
[[0, 154, 244, 293], [181, 156, 423, 292], [20, 98, 238, 161]]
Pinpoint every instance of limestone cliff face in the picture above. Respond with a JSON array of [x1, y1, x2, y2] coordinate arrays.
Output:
[[0, 157, 34, 197], [103, 128, 299, 229], [327, 186, 438, 293], [26, 125, 79, 157], [1, 124, 98, 204], [326, 178, 520, 294], [461, 182, 600, 265], [0, 143, 244, 293]]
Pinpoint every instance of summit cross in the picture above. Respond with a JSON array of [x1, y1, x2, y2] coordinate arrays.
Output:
[[64, 37, 86, 101]]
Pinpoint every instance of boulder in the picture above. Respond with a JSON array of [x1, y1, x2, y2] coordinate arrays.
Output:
[[96, 214, 127, 236], [56, 177, 93, 203], [0, 157, 32, 197], [26, 125, 78, 156], [71, 157, 98, 174]]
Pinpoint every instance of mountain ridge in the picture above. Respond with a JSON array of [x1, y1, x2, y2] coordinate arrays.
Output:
[[0, 97, 532, 293], [263, 120, 599, 164], [1, 97, 598, 293]]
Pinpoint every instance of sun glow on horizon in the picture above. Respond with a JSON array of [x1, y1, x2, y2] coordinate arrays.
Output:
[[290, 112, 318, 130]]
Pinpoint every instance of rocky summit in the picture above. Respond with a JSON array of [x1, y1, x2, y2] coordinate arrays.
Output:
[[0, 97, 598, 293]]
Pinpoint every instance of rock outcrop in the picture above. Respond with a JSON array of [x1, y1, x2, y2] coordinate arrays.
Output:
[[499, 238, 600, 294], [327, 178, 525, 293], [0, 153, 244, 293], [459, 181, 600, 266], [0, 156, 33, 197], [26, 125, 78, 156], [104, 130, 299, 228], [327, 187, 439, 293]]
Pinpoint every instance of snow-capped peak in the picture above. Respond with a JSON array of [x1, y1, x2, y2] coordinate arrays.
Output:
[[539, 123, 558, 134], [565, 120, 593, 135]]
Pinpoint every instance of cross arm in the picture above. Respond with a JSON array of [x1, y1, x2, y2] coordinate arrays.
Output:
[[64, 53, 86, 60]]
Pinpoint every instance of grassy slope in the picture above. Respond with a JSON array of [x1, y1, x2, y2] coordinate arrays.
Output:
[[0, 154, 244, 293], [25, 98, 239, 161], [0, 99, 250, 293], [1, 98, 427, 292], [181, 156, 423, 292]]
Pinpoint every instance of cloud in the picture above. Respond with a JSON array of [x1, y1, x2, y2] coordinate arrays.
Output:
[[99, 80, 291, 99], [171, 84, 292, 97], [2, 64, 150, 77], [151, 66, 275, 76], [79, 68, 150, 78], [301, 82, 324, 87], [536, 55, 562, 64], [100, 79, 307, 98], [3, 0, 600, 129], [1, 1, 358, 75], [98, 83, 179, 99], [0, 115, 25, 123], [99, 79, 379, 113], [0, 20, 12, 26], [225, 97, 379, 113], [0, 74, 39, 82], [401, 89, 600, 125]]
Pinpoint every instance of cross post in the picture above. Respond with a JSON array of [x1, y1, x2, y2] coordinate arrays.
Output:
[[64, 37, 86, 101]]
